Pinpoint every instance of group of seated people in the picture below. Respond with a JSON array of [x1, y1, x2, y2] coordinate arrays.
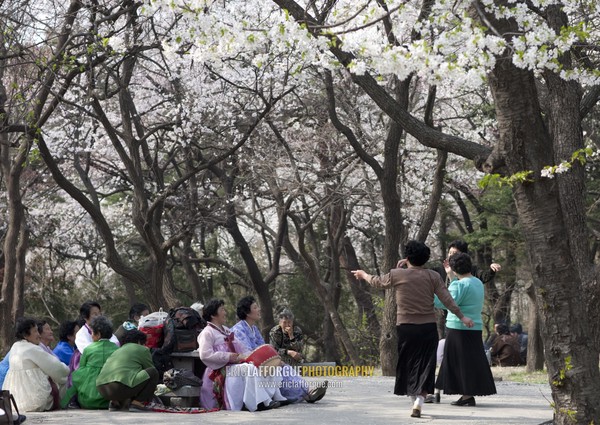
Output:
[[0, 301, 157, 417], [487, 322, 528, 366], [199, 296, 327, 411], [0, 296, 326, 415]]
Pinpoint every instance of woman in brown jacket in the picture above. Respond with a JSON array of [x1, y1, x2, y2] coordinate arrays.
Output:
[[352, 240, 474, 418]]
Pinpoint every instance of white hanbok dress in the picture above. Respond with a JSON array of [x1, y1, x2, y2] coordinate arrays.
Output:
[[2, 340, 69, 411], [197, 323, 285, 411]]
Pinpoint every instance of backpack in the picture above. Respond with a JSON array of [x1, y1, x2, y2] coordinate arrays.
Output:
[[167, 307, 206, 352], [151, 307, 207, 377], [157, 307, 205, 356]]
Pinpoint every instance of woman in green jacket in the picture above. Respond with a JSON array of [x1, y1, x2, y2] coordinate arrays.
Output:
[[96, 329, 159, 412], [62, 316, 118, 409]]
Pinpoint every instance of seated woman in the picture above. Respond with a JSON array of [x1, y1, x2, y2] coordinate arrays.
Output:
[[74, 301, 120, 354], [0, 351, 10, 388], [490, 323, 522, 366], [269, 308, 305, 367], [96, 329, 160, 412], [232, 299, 326, 403], [114, 303, 149, 345], [198, 298, 286, 411], [70, 301, 120, 384], [53, 320, 80, 366], [3, 317, 69, 411], [37, 320, 57, 357], [62, 316, 119, 409]]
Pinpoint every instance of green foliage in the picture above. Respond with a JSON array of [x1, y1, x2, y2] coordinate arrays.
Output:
[[26, 146, 43, 168], [551, 355, 573, 387], [273, 274, 321, 332], [479, 148, 595, 189], [478, 171, 534, 189], [466, 185, 522, 251]]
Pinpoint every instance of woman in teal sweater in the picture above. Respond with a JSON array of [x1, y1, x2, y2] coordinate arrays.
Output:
[[434, 252, 496, 406], [96, 330, 159, 412]]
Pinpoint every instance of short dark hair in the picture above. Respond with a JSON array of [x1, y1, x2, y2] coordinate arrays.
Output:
[[510, 323, 523, 334], [58, 320, 79, 342], [449, 252, 472, 275], [448, 240, 469, 254], [129, 303, 149, 320], [80, 301, 102, 320], [236, 296, 256, 320], [496, 323, 510, 335], [122, 329, 147, 345], [90, 316, 113, 339], [405, 240, 431, 266], [203, 299, 225, 322], [15, 317, 38, 340], [37, 320, 49, 335]]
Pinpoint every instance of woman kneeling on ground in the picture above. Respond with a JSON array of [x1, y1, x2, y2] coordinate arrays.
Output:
[[96, 329, 159, 412], [62, 316, 118, 409]]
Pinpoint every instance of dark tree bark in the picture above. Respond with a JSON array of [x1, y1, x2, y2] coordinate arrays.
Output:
[[526, 282, 545, 371], [416, 149, 447, 243], [0, 133, 29, 354], [486, 29, 599, 425]]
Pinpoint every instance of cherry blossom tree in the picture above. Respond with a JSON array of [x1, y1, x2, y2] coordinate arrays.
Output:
[[266, 0, 600, 422], [148, 0, 600, 421]]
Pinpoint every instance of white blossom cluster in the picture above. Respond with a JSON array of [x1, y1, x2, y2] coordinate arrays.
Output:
[[139, 0, 598, 106]]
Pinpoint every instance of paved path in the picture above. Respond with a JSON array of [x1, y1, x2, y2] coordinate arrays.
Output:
[[24, 376, 553, 425]]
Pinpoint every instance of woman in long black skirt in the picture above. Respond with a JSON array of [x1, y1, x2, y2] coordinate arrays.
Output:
[[352, 240, 475, 418], [435, 252, 497, 405]]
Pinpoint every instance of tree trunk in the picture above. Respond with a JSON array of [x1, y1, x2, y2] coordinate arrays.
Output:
[[491, 244, 517, 324], [179, 237, 206, 303], [487, 40, 600, 424], [526, 282, 545, 371], [0, 134, 30, 354], [416, 149, 447, 243], [341, 236, 381, 359], [378, 81, 409, 376], [12, 221, 28, 319]]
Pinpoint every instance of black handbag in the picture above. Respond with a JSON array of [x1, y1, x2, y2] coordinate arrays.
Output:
[[0, 389, 21, 425]]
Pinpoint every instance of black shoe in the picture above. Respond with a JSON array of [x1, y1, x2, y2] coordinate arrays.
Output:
[[435, 393, 441, 403], [278, 398, 298, 406], [14, 414, 27, 425], [66, 400, 80, 409], [411, 408, 421, 418], [424, 394, 435, 404], [451, 396, 476, 406], [306, 381, 328, 403], [256, 400, 281, 411]]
